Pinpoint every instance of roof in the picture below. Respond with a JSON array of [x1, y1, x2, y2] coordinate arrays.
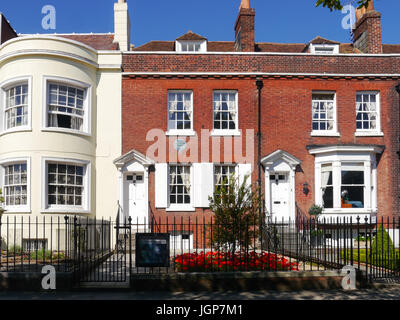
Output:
[[57, 34, 119, 50], [176, 31, 207, 41], [133, 40, 371, 54], [18, 33, 119, 51], [308, 36, 340, 45]]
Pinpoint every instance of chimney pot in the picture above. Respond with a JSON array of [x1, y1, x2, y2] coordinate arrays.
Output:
[[240, 0, 250, 9]]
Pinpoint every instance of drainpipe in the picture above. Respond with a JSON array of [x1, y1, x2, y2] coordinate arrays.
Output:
[[256, 79, 264, 219], [396, 83, 400, 160], [396, 83, 400, 212]]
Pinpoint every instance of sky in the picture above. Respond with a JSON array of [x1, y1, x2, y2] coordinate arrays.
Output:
[[0, 0, 399, 47]]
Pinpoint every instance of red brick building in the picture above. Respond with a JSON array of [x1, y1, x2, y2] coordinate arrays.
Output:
[[118, 0, 400, 246]]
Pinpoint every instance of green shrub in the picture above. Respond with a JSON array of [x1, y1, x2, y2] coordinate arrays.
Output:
[[372, 224, 394, 254], [308, 204, 323, 217], [8, 245, 23, 254]]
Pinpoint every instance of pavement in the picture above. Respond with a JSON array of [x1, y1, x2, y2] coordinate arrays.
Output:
[[0, 284, 400, 300]]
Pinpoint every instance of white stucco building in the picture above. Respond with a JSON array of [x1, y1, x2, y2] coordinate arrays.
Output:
[[0, 0, 130, 221]]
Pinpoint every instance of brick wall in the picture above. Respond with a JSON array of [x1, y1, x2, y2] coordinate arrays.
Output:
[[122, 76, 400, 221], [122, 53, 400, 75]]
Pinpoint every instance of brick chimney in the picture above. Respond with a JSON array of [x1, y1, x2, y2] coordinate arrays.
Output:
[[352, 0, 382, 54], [234, 0, 255, 52], [114, 0, 131, 51], [0, 14, 17, 45]]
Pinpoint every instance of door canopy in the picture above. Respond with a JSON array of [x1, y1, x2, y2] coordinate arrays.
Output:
[[261, 150, 301, 172]]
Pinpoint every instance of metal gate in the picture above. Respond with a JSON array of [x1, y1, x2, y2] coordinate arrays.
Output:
[[73, 216, 132, 284]]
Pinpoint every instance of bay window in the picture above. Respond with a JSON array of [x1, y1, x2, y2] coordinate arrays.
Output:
[[310, 145, 382, 215]]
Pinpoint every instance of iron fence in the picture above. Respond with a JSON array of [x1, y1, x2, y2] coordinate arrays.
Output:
[[0, 213, 399, 284]]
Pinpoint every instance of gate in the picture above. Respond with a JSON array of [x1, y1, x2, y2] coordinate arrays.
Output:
[[73, 216, 132, 284]]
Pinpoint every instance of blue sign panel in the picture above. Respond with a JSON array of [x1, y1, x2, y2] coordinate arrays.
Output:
[[135, 233, 170, 268]]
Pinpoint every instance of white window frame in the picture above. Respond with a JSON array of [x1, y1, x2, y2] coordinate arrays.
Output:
[[166, 163, 194, 212], [211, 90, 240, 137], [42, 76, 92, 136], [355, 91, 383, 137], [175, 40, 207, 53], [311, 91, 339, 137], [0, 76, 32, 135], [213, 164, 238, 191], [310, 44, 339, 54], [166, 90, 195, 136], [41, 157, 91, 214], [0, 157, 31, 213], [311, 146, 379, 218]]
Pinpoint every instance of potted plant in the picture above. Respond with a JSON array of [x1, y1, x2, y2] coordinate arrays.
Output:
[[308, 204, 324, 246]]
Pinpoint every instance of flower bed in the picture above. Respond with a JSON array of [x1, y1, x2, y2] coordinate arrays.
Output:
[[174, 251, 298, 272]]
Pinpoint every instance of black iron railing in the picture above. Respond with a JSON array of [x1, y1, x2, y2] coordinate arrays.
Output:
[[0, 214, 399, 283]]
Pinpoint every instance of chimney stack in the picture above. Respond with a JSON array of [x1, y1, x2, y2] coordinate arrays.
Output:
[[114, 0, 131, 51], [352, 0, 382, 54], [234, 0, 255, 52]]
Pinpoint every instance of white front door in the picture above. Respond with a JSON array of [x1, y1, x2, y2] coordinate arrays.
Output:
[[270, 173, 290, 222], [127, 173, 146, 221]]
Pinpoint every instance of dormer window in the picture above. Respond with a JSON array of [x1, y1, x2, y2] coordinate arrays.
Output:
[[310, 44, 339, 54], [175, 31, 207, 53], [176, 40, 207, 53]]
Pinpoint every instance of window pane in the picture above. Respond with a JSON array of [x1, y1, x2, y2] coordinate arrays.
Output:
[[47, 83, 86, 131], [2, 162, 28, 206], [341, 171, 364, 185], [341, 186, 364, 208], [5, 84, 29, 130], [47, 163, 85, 207]]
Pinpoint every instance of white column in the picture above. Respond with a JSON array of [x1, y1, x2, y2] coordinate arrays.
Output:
[[264, 168, 271, 218], [144, 165, 150, 222], [117, 167, 125, 219], [364, 161, 372, 209], [315, 162, 322, 206], [333, 161, 341, 209], [372, 159, 377, 211], [289, 166, 296, 221]]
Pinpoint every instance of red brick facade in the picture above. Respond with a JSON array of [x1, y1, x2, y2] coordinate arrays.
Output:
[[120, 1, 400, 225], [122, 75, 400, 221]]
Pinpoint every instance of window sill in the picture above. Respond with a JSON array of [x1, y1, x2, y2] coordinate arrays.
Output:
[[41, 207, 90, 214], [41, 127, 91, 137], [354, 131, 384, 137], [211, 130, 241, 137], [0, 127, 32, 137], [322, 208, 375, 214], [165, 130, 196, 137], [166, 206, 196, 212], [2, 208, 31, 214], [310, 131, 340, 137]]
